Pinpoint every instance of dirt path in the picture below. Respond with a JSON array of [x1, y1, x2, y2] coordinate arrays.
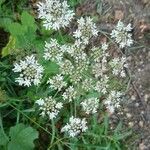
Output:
[[77, 0, 150, 149]]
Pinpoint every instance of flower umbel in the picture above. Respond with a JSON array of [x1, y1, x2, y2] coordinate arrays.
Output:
[[43, 39, 63, 63], [110, 56, 128, 77], [111, 20, 133, 48], [62, 86, 77, 102], [61, 116, 88, 137], [36, 96, 63, 119], [73, 17, 98, 45], [94, 75, 109, 94], [47, 74, 67, 91], [37, 0, 74, 30], [104, 91, 123, 114], [13, 55, 44, 87], [81, 97, 99, 114]]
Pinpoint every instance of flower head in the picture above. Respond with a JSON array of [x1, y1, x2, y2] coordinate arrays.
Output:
[[110, 56, 128, 77], [91, 43, 109, 63], [111, 20, 133, 48], [81, 97, 99, 114], [13, 55, 44, 87], [104, 91, 122, 114], [61, 116, 88, 137], [62, 86, 77, 102], [94, 75, 109, 94], [43, 39, 63, 63], [47, 74, 67, 91], [73, 17, 98, 45], [59, 59, 74, 75], [37, 0, 74, 30], [81, 78, 94, 92], [36, 96, 63, 119]]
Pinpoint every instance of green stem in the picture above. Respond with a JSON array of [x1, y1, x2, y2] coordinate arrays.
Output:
[[58, 30, 65, 43], [50, 119, 55, 145]]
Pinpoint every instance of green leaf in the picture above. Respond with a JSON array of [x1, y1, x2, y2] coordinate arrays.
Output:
[[21, 11, 35, 26], [0, 129, 8, 146], [104, 114, 109, 135], [113, 130, 132, 140], [42, 61, 59, 75], [8, 23, 27, 36], [8, 123, 39, 150], [2, 36, 16, 57], [21, 11, 37, 32]]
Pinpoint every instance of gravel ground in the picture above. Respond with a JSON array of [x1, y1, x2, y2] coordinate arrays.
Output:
[[77, 0, 150, 149]]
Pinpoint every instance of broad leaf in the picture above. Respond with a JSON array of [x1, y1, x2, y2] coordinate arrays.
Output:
[[8, 123, 39, 150], [0, 129, 8, 146]]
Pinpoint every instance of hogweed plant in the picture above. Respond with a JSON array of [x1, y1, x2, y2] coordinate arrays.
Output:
[[0, 0, 134, 149]]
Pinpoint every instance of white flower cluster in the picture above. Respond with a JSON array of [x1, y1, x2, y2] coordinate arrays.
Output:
[[104, 91, 122, 114], [81, 78, 94, 92], [36, 96, 63, 119], [59, 59, 74, 75], [91, 43, 109, 63], [13, 55, 44, 87], [63, 86, 77, 102], [94, 75, 109, 94], [61, 116, 88, 137], [73, 17, 98, 45], [33, 0, 134, 137], [91, 43, 109, 78], [110, 57, 128, 77], [111, 20, 133, 48], [43, 39, 63, 63], [68, 42, 87, 62], [81, 98, 99, 114], [47, 74, 67, 91], [37, 0, 74, 30]]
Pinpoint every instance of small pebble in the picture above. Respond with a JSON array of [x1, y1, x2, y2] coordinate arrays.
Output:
[[144, 94, 149, 102], [139, 121, 144, 127], [135, 103, 139, 107], [126, 113, 132, 118], [141, 111, 144, 115], [131, 95, 136, 101], [128, 122, 134, 127], [139, 142, 146, 150]]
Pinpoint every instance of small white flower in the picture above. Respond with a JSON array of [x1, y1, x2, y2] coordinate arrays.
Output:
[[111, 20, 133, 48], [91, 43, 109, 63], [81, 97, 99, 114], [94, 75, 109, 94], [104, 91, 122, 114], [73, 17, 98, 45], [92, 61, 108, 78], [59, 59, 74, 75], [43, 39, 63, 63], [70, 69, 83, 85], [61, 116, 88, 137], [12, 55, 44, 87], [37, 0, 75, 30], [82, 78, 94, 92], [110, 56, 128, 77], [36, 96, 63, 119], [47, 74, 67, 91], [68, 43, 87, 62], [62, 86, 77, 102]]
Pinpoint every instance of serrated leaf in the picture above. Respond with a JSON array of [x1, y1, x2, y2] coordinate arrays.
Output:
[[21, 11, 35, 27], [2, 36, 16, 57], [8, 23, 27, 36], [21, 11, 37, 32], [8, 123, 39, 150]]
